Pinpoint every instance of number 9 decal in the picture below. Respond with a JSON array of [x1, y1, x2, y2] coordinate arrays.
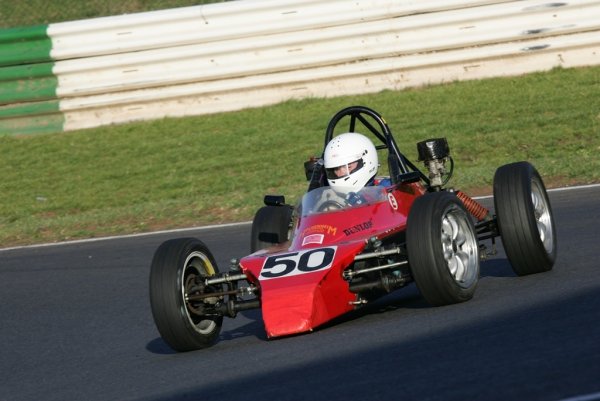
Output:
[[260, 247, 337, 280]]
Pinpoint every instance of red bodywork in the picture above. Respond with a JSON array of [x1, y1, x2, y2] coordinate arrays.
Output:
[[239, 182, 425, 338]]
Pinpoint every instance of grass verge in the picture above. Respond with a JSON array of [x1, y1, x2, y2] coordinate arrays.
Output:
[[1, 66, 599, 247], [0, 0, 222, 28]]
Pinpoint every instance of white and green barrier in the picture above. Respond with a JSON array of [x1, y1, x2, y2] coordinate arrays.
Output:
[[0, 25, 61, 134], [1, 0, 599, 135]]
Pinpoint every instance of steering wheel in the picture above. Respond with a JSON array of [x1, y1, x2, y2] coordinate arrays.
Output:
[[317, 199, 345, 212]]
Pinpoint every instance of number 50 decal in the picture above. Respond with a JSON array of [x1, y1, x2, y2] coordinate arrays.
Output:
[[260, 247, 337, 280]]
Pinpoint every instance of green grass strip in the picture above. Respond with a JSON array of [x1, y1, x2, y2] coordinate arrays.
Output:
[[0, 24, 48, 43], [0, 98, 60, 118], [0, 75, 57, 104], [0, 99, 63, 135], [0, 66, 598, 247], [0, 113, 64, 136], [0, 62, 54, 81], [0, 24, 52, 66]]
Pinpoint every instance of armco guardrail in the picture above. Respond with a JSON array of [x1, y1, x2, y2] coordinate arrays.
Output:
[[1, 0, 599, 135]]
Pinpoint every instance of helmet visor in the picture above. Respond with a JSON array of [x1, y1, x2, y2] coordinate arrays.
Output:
[[325, 159, 364, 180]]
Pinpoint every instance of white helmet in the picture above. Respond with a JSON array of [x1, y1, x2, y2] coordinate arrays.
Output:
[[323, 133, 378, 193]]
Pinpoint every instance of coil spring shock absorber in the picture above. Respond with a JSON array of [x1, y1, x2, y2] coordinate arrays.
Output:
[[455, 190, 491, 221], [416, 138, 491, 222]]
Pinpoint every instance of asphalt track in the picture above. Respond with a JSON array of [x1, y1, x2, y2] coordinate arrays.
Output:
[[1, 185, 599, 401]]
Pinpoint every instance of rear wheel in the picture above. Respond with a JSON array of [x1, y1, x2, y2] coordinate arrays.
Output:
[[407, 192, 480, 306], [250, 205, 293, 252], [149, 238, 223, 352], [493, 162, 556, 275]]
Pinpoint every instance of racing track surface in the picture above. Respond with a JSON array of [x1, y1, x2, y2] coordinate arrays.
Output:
[[1, 186, 599, 401]]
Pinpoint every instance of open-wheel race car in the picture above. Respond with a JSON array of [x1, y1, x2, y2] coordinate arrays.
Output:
[[149, 106, 557, 352]]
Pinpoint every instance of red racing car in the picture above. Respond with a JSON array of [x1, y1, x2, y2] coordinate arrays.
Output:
[[149, 106, 557, 352]]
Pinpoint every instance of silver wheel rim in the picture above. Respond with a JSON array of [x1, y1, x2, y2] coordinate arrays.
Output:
[[441, 205, 479, 288], [181, 251, 217, 335], [531, 180, 554, 254]]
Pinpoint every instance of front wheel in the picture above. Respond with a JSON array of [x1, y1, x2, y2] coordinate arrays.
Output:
[[407, 192, 480, 306], [149, 238, 223, 352], [493, 162, 556, 276]]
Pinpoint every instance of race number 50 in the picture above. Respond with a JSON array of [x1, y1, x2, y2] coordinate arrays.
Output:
[[260, 247, 337, 280]]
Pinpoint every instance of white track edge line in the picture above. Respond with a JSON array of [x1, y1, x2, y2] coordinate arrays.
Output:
[[557, 391, 600, 401], [0, 221, 252, 252], [2, 183, 599, 252]]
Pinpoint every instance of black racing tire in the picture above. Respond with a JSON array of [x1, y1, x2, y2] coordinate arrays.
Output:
[[407, 192, 480, 306], [493, 161, 556, 276], [149, 238, 223, 352], [250, 205, 293, 253]]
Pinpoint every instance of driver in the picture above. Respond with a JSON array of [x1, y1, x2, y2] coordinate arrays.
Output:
[[323, 132, 379, 194]]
